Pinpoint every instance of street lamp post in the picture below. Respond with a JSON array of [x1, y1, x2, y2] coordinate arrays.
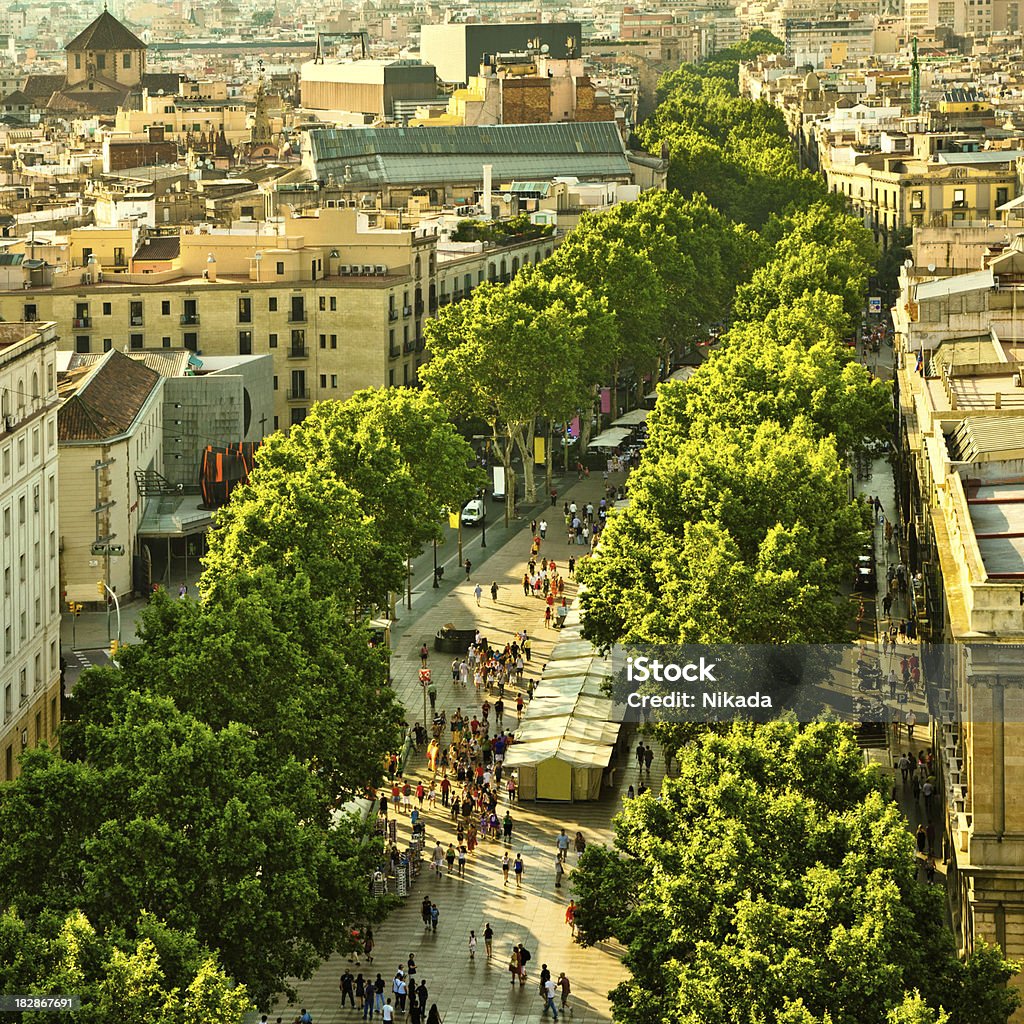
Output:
[[432, 537, 439, 588], [480, 491, 487, 549]]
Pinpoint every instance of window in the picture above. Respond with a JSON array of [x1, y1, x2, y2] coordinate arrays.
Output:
[[103, 338, 112, 352], [183, 333, 198, 352], [130, 300, 143, 324], [319, 296, 326, 311], [274, 416, 279, 430], [953, 188, 966, 208], [331, 374, 338, 388], [239, 331, 252, 355], [997, 187, 1009, 207], [19, 496, 25, 523], [269, 333, 278, 348], [911, 190, 924, 210], [130, 333, 143, 349], [319, 334, 326, 349], [269, 297, 278, 312], [276, 262, 284, 275], [330, 296, 337, 311], [273, 376, 278, 391], [290, 408, 305, 426], [330, 335, 337, 349], [389, 369, 395, 386], [102, 302, 112, 315], [75, 335, 90, 353], [238, 297, 252, 323], [123, 52, 131, 68], [96, 54, 106, 70], [162, 337, 171, 348], [161, 300, 171, 315], [75, 54, 81, 69], [320, 374, 327, 388]]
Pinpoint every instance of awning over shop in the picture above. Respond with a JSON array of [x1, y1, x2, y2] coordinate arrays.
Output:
[[611, 408, 648, 427], [588, 427, 632, 450]]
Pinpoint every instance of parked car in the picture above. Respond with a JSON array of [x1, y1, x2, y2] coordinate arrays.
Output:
[[461, 499, 484, 526]]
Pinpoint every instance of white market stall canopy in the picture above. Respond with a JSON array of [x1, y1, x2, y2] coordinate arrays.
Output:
[[504, 613, 623, 801], [646, 365, 698, 400], [611, 408, 649, 427], [588, 427, 632, 450]]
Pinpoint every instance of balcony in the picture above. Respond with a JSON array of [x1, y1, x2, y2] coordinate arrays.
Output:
[[429, 296, 438, 312], [389, 346, 401, 359], [286, 387, 310, 401], [389, 309, 399, 323], [288, 313, 307, 323], [415, 300, 424, 316], [73, 317, 91, 329], [287, 346, 308, 359], [180, 313, 200, 325], [403, 305, 412, 317], [130, 316, 144, 326]]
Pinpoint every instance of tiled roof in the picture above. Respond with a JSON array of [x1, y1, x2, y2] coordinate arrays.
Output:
[[65, 10, 145, 53], [58, 349, 160, 443], [21, 74, 65, 100], [133, 235, 180, 261]]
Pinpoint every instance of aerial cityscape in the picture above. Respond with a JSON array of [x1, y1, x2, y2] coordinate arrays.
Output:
[[1, 0, 1024, 1021]]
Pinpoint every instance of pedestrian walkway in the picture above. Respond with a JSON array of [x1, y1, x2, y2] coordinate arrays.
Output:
[[270, 470, 645, 1024]]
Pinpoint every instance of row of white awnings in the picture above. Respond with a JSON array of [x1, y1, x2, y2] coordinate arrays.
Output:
[[645, 366, 697, 400], [588, 427, 633, 449]]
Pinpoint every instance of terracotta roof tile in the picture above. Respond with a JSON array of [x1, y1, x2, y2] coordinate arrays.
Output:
[[58, 349, 161, 442], [65, 11, 145, 53]]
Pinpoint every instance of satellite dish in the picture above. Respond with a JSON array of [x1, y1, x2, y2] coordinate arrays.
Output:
[[502, 193, 512, 203], [927, 263, 936, 272], [541, 43, 549, 53]]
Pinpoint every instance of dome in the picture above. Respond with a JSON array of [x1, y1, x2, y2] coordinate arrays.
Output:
[[803, 70, 820, 93]]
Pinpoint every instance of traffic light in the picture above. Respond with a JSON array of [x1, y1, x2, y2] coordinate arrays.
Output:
[[96, 580, 106, 598], [110, 639, 120, 657]]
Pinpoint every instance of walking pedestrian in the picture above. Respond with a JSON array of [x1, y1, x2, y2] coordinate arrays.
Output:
[[555, 855, 565, 889], [906, 709, 917, 742], [468, 930, 477, 959], [490, 581, 499, 602], [484, 922, 494, 958], [556, 829, 570, 862], [565, 899, 577, 935], [558, 973, 571, 1012], [430, 903, 439, 932], [427, 1006, 442, 1024], [432, 842, 444, 877], [464, 558, 472, 580], [382, 998, 394, 1023], [513, 853, 525, 887], [574, 831, 586, 861], [539, 519, 548, 539], [643, 745, 654, 775], [508, 948, 521, 987], [543, 976, 560, 1019], [362, 978, 375, 1020], [340, 970, 356, 1008], [502, 851, 510, 885], [474, 583, 482, 606], [420, 643, 429, 668]]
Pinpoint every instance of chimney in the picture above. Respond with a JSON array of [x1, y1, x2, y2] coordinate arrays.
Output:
[[482, 163, 492, 219]]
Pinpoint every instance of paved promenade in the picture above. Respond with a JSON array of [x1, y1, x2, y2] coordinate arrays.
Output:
[[271, 468, 652, 1024]]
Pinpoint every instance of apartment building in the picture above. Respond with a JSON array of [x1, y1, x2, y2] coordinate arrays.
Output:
[[893, 242, 1024, 1006], [0, 321, 61, 781], [822, 140, 1019, 243], [0, 205, 559, 430]]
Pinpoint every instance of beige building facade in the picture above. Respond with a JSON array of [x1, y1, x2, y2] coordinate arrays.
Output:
[[0, 321, 62, 781], [0, 206, 558, 429]]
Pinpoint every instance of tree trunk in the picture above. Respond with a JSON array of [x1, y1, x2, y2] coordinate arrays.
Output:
[[514, 417, 536, 506], [546, 420, 553, 497]]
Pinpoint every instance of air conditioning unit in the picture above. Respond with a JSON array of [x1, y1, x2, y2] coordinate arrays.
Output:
[[362, 265, 373, 274], [1014, 371, 1023, 388], [81, 273, 91, 284], [375, 264, 387, 274], [6, 415, 18, 431], [339, 264, 351, 275], [993, 274, 1001, 288]]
